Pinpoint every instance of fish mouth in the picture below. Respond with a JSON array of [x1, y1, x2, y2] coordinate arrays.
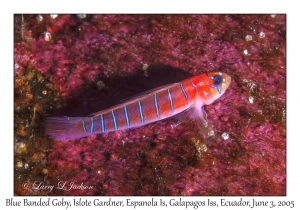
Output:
[[228, 75, 231, 83], [225, 74, 231, 86]]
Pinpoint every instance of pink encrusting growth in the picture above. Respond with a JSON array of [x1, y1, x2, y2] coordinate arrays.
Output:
[[14, 14, 286, 196], [45, 72, 231, 140]]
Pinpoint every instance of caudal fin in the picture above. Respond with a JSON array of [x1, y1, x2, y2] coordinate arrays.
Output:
[[45, 117, 90, 140]]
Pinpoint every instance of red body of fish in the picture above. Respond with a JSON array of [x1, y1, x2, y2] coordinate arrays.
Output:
[[45, 72, 231, 140]]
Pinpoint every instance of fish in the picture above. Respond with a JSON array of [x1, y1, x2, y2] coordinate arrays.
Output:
[[45, 72, 231, 140]]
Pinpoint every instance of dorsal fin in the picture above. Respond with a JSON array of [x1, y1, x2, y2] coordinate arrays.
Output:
[[88, 83, 180, 117], [119, 83, 179, 103]]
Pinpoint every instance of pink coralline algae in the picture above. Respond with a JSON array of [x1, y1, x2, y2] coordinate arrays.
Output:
[[14, 14, 286, 196]]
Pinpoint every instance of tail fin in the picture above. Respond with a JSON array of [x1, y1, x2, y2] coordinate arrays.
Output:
[[45, 117, 90, 140]]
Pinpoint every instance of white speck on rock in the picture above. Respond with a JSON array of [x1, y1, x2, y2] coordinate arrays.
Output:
[[208, 130, 215, 137], [50, 14, 58, 19], [222, 132, 230, 140], [259, 32, 265, 38], [77, 14, 86, 19], [245, 35, 252, 41], [36, 15, 43, 22], [44, 31, 51, 42], [249, 96, 254, 104]]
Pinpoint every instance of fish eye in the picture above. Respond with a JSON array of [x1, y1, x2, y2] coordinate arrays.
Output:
[[213, 75, 223, 86]]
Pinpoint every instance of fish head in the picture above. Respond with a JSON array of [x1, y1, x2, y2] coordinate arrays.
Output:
[[197, 72, 231, 105]]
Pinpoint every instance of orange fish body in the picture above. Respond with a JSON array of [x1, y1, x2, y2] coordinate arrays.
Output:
[[45, 72, 231, 140]]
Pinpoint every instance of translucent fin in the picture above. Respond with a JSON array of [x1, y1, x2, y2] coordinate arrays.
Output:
[[45, 117, 91, 140], [170, 108, 195, 128], [89, 83, 180, 117], [194, 103, 208, 127], [119, 83, 178, 103], [168, 103, 208, 130]]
